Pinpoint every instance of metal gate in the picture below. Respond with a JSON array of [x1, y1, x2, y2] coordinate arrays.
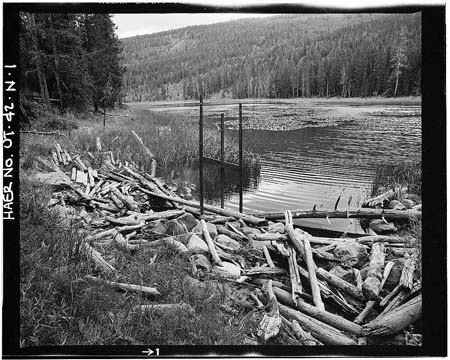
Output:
[[198, 95, 243, 215]]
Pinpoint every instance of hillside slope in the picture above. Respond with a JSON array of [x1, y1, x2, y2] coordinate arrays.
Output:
[[120, 13, 421, 101]]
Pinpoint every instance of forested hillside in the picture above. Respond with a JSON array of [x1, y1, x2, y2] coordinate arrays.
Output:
[[121, 13, 421, 102], [20, 13, 125, 111]]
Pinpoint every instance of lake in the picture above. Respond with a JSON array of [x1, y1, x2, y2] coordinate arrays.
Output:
[[129, 98, 422, 233]]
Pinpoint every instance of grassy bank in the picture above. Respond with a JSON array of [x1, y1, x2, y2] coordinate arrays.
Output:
[[371, 162, 422, 197]]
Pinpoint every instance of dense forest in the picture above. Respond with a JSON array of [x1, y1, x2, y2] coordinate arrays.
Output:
[[121, 13, 421, 101], [19, 13, 125, 111]]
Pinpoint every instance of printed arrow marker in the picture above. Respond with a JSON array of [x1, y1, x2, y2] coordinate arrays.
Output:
[[142, 348, 154, 356]]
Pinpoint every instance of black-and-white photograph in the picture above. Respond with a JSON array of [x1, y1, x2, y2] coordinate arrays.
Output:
[[2, 1, 446, 358]]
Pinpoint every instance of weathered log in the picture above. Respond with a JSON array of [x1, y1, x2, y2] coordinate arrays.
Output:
[[273, 287, 363, 336], [282, 317, 323, 345], [209, 216, 235, 224], [116, 223, 146, 233], [200, 219, 223, 266], [85, 275, 160, 296], [362, 189, 396, 207], [132, 303, 194, 317], [227, 223, 247, 239], [21, 130, 67, 136], [257, 280, 282, 341], [399, 251, 418, 290], [51, 151, 59, 165], [71, 167, 77, 181], [140, 188, 267, 226], [363, 295, 422, 336], [105, 216, 142, 226], [279, 303, 357, 345], [248, 207, 421, 221], [73, 155, 88, 172], [85, 228, 117, 242], [143, 236, 188, 254], [91, 200, 121, 213], [96, 136, 102, 152], [287, 245, 303, 304], [131, 130, 157, 177], [354, 261, 394, 324], [316, 267, 365, 302], [113, 230, 140, 251], [216, 225, 245, 241], [251, 278, 291, 292], [284, 211, 306, 260], [362, 242, 386, 300], [110, 188, 139, 212], [262, 245, 276, 268], [84, 243, 115, 272], [379, 284, 402, 307], [301, 230, 324, 310], [63, 149, 72, 163], [243, 266, 288, 276], [378, 288, 410, 318]]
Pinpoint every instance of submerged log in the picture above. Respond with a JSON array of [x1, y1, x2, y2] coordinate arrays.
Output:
[[140, 188, 267, 226], [279, 303, 357, 345], [362, 242, 386, 300], [363, 295, 422, 336], [86, 275, 160, 296]]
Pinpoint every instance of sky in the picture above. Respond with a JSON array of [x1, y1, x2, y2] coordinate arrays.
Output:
[[113, 13, 277, 39]]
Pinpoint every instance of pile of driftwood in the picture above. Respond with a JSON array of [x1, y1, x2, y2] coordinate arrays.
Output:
[[36, 136, 422, 346]]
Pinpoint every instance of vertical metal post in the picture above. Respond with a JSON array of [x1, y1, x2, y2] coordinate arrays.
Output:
[[199, 95, 204, 215], [239, 103, 243, 213], [103, 100, 106, 127], [220, 113, 225, 209]]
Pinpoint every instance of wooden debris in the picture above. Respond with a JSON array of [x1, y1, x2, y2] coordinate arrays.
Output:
[[282, 317, 322, 345], [362, 242, 386, 300], [84, 243, 115, 272], [139, 188, 267, 226], [279, 303, 357, 345], [131, 130, 157, 177], [262, 245, 275, 268], [85, 275, 160, 296], [243, 266, 287, 276], [354, 261, 394, 324], [363, 295, 422, 336], [273, 286, 363, 336], [257, 280, 282, 341], [200, 219, 223, 266], [316, 267, 365, 303], [287, 245, 302, 304]]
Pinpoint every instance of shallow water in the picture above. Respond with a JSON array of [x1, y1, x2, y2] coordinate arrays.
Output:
[[131, 100, 422, 230]]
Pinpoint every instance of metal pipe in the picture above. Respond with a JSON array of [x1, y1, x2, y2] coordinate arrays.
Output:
[[199, 95, 204, 215], [239, 103, 243, 213], [220, 113, 225, 209]]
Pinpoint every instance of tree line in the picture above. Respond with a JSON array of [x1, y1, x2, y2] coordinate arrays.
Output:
[[20, 13, 125, 111], [121, 13, 421, 101]]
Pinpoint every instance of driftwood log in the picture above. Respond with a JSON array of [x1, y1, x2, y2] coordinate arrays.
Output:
[[84, 243, 116, 272], [362, 242, 386, 300], [279, 303, 357, 345], [273, 286, 363, 336], [257, 280, 282, 341], [139, 188, 267, 226], [363, 295, 422, 336], [354, 261, 394, 324], [86, 275, 160, 296], [282, 317, 323, 345], [248, 207, 421, 221], [316, 267, 365, 303]]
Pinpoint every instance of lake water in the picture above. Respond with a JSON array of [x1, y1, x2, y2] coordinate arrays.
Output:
[[131, 99, 421, 233]]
